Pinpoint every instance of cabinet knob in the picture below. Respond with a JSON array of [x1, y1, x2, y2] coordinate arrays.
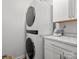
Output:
[[60, 52, 64, 59]]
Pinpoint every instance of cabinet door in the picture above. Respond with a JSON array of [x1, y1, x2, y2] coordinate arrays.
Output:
[[68, 0, 77, 19], [45, 39, 64, 59], [45, 47, 54, 59], [53, 0, 68, 22], [40, 0, 53, 5], [45, 47, 63, 59]]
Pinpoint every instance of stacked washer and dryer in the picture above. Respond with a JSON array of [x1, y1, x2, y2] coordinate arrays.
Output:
[[25, 1, 53, 59]]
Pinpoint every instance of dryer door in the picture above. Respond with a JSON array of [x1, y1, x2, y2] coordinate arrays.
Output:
[[26, 38, 35, 59], [26, 6, 35, 27]]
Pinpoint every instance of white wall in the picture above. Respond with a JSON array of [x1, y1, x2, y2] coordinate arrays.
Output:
[[2, 0, 32, 58]]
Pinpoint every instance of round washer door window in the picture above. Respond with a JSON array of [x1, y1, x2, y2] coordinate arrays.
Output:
[[26, 38, 35, 59], [26, 6, 35, 26]]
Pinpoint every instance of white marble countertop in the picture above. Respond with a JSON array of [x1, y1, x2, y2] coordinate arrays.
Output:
[[44, 35, 77, 47]]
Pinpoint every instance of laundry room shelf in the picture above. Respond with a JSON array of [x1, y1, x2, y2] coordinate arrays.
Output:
[[53, 18, 77, 23]]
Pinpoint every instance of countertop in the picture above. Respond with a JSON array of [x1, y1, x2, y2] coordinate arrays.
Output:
[[44, 35, 77, 47]]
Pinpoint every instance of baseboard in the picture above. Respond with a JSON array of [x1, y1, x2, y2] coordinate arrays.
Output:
[[14, 55, 25, 59]]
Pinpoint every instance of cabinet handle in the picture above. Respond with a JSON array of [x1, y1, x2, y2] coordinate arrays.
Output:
[[60, 54, 61, 59], [60, 53, 64, 59], [64, 56, 66, 59]]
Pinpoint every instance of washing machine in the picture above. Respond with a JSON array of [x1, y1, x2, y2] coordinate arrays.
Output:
[[25, 0, 53, 59], [25, 33, 44, 59], [25, 0, 53, 35]]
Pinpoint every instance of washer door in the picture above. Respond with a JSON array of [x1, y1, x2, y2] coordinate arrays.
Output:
[[26, 38, 35, 59], [26, 6, 35, 27]]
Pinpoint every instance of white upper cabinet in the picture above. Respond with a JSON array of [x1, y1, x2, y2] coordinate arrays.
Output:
[[53, 0, 68, 22], [40, 0, 53, 5], [68, 0, 77, 19], [53, 0, 77, 22]]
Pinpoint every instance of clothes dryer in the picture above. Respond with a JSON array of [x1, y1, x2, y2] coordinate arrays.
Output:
[[25, 1, 53, 35]]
